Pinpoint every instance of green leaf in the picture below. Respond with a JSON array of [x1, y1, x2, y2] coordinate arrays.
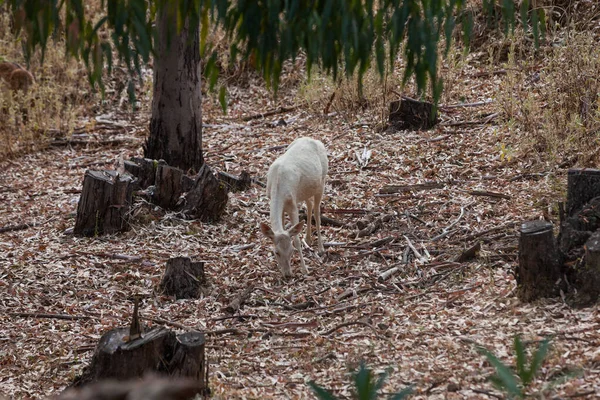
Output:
[[514, 335, 528, 383], [532, 7, 540, 48], [372, 367, 391, 395], [478, 347, 521, 398], [389, 386, 414, 400], [308, 381, 338, 400], [200, 6, 209, 56], [519, 0, 529, 28], [528, 338, 550, 384], [353, 362, 374, 400], [218, 86, 227, 114]]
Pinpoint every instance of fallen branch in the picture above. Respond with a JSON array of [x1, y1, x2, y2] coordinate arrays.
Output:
[[467, 190, 511, 200], [144, 317, 191, 331], [440, 112, 499, 127], [379, 182, 443, 194], [323, 90, 337, 115], [404, 235, 427, 263], [95, 252, 143, 262], [430, 206, 465, 242], [9, 312, 92, 321], [356, 214, 394, 238], [336, 287, 371, 301], [508, 172, 548, 182], [439, 99, 493, 109], [473, 69, 508, 78], [242, 106, 297, 121], [275, 301, 316, 311], [212, 314, 258, 322], [347, 246, 389, 260], [50, 137, 138, 147], [443, 284, 483, 307], [470, 388, 504, 399], [223, 285, 255, 314], [455, 242, 481, 262], [299, 210, 346, 227], [261, 320, 318, 329], [0, 222, 38, 234], [323, 208, 368, 215], [359, 236, 395, 249], [321, 320, 379, 337], [378, 266, 400, 282], [450, 221, 517, 244]]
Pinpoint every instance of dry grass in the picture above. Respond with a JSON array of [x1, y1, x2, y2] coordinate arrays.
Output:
[[0, 11, 102, 159], [495, 30, 600, 167]]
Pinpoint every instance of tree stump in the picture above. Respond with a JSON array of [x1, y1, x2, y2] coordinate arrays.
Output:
[[558, 196, 600, 262], [566, 168, 600, 217], [155, 164, 184, 209], [167, 331, 207, 380], [58, 375, 205, 400], [159, 257, 207, 299], [124, 157, 158, 190], [181, 164, 229, 222], [572, 232, 600, 306], [517, 221, 563, 302], [73, 327, 176, 386], [218, 170, 252, 192], [388, 96, 438, 131], [74, 170, 134, 236], [72, 327, 208, 394]]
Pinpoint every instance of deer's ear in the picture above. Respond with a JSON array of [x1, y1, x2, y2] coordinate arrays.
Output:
[[260, 222, 275, 240], [288, 220, 304, 237]]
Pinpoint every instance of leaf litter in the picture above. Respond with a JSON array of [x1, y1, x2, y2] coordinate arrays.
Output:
[[0, 66, 599, 400]]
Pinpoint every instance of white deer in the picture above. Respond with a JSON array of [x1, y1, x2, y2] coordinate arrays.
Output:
[[260, 137, 328, 278]]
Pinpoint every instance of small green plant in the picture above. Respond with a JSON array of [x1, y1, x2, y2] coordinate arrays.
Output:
[[308, 362, 413, 400], [478, 335, 550, 399]]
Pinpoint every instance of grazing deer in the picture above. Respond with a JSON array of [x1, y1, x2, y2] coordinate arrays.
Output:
[[260, 137, 328, 278]]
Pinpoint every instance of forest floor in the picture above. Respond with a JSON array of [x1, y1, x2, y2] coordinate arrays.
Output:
[[1, 53, 600, 399]]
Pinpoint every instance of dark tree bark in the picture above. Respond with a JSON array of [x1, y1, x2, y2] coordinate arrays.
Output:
[[145, 10, 203, 172], [516, 221, 563, 302], [566, 168, 600, 216], [124, 157, 158, 190], [155, 164, 185, 209], [181, 164, 229, 222], [74, 170, 134, 236], [575, 232, 600, 306], [58, 376, 205, 400], [73, 327, 175, 386], [218, 170, 252, 192], [72, 327, 208, 395], [167, 331, 207, 380], [160, 257, 207, 299]]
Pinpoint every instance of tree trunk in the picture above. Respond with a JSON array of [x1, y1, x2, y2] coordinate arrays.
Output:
[[145, 10, 203, 172]]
